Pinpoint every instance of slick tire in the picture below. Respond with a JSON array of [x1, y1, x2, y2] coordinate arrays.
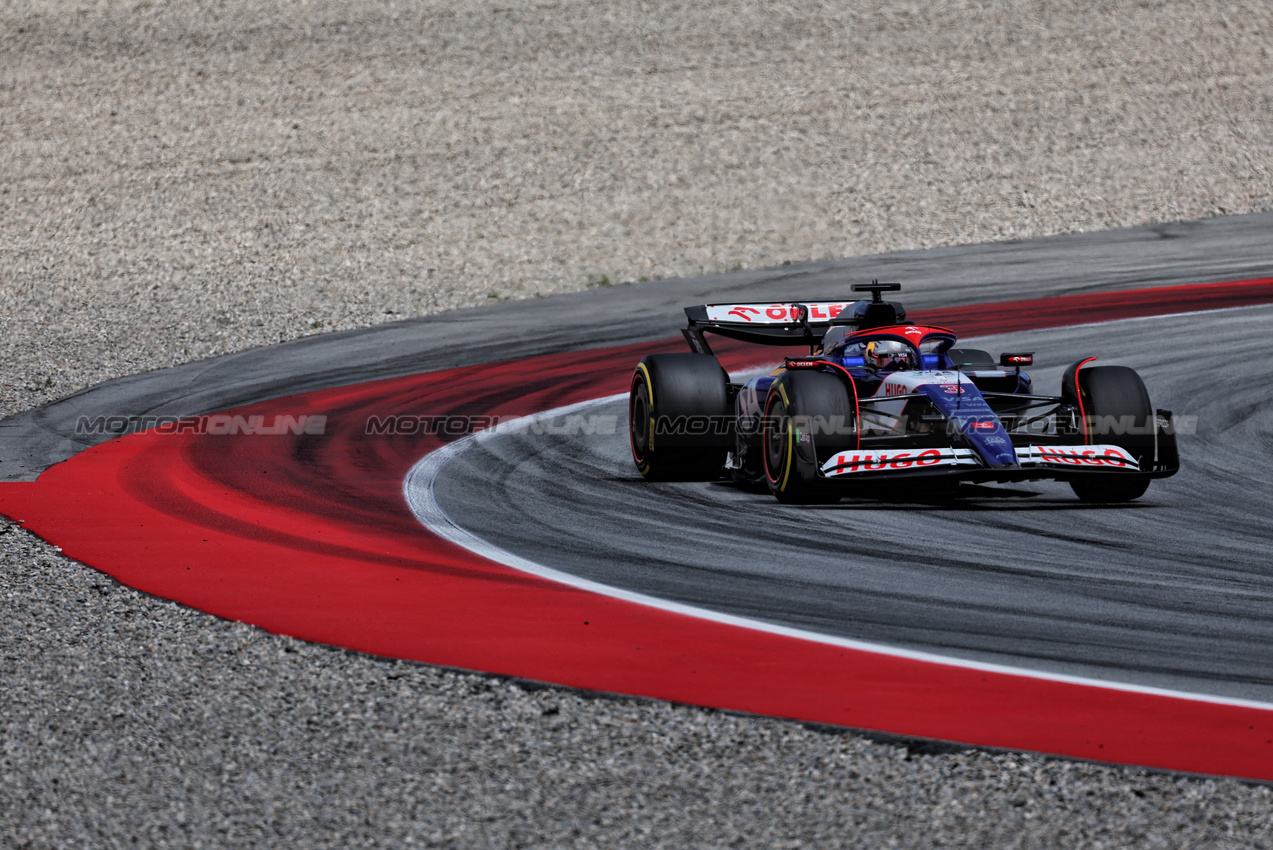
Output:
[[1068, 365, 1153, 503], [762, 370, 856, 505], [629, 353, 732, 481]]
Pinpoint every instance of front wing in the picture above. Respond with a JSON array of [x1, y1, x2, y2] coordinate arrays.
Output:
[[817, 444, 1169, 483]]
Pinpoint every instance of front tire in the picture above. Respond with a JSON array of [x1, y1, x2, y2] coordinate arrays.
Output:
[[1068, 365, 1154, 503], [629, 353, 732, 481], [762, 370, 856, 504]]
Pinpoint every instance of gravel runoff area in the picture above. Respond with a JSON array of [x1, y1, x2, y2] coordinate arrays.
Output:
[[3, 0, 1273, 846], [4, 0, 1273, 416]]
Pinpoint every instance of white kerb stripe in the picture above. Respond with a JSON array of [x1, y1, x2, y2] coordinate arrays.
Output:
[[402, 391, 1273, 712]]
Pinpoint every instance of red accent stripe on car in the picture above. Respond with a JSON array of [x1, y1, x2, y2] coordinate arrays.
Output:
[[1074, 356, 1099, 443]]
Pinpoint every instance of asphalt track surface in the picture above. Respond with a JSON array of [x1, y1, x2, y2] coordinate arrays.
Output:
[[428, 305, 1273, 704], [2, 212, 1273, 775]]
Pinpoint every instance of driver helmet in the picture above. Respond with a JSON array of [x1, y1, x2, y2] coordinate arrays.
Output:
[[864, 340, 917, 371]]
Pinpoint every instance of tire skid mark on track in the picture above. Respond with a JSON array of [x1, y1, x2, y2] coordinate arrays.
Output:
[[2, 280, 1273, 780], [907, 277, 1273, 335]]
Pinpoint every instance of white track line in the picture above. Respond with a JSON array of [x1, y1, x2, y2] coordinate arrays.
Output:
[[403, 314, 1273, 712]]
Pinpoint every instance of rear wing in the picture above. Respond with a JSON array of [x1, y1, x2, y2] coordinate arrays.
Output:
[[682, 284, 906, 355], [682, 302, 848, 353]]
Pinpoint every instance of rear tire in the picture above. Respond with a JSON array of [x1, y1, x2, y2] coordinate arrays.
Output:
[[629, 354, 732, 481], [1068, 365, 1154, 503], [762, 370, 856, 504]]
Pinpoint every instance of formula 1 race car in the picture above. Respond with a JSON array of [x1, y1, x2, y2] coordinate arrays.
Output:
[[628, 282, 1179, 503]]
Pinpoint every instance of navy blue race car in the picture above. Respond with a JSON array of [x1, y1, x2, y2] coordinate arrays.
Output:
[[628, 283, 1179, 503]]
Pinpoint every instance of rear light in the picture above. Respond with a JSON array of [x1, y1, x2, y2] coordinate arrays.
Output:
[[999, 353, 1034, 367]]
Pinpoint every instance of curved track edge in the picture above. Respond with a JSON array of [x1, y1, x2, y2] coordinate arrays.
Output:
[[3, 278, 1273, 780]]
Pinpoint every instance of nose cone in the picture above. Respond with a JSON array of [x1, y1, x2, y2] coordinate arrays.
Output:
[[916, 381, 1019, 469]]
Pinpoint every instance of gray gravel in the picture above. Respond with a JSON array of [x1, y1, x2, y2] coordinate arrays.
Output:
[[3, 0, 1273, 846], [4, 523, 1273, 849]]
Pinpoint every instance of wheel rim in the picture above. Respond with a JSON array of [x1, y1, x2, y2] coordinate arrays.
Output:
[[763, 395, 789, 485], [630, 381, 651, 462]]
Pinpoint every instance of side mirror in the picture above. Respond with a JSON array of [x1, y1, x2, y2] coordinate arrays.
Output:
[[1000, 353, 1034, 367]]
